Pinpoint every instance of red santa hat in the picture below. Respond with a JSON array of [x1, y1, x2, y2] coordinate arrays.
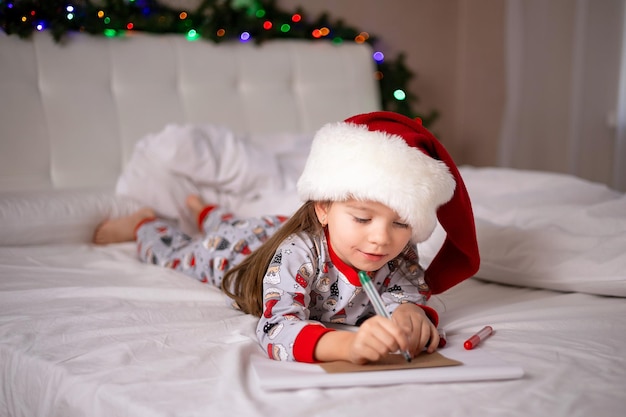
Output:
[[296, 111, 480, 294]]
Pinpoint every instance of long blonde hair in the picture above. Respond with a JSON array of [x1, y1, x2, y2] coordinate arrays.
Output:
[[221, 200, 324, 317]]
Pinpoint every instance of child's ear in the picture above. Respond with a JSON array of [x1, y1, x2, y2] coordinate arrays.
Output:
[[313, 202, 330, 226]]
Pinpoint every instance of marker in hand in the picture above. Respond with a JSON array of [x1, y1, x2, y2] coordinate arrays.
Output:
[[464, 325, 494, 350], [358, 271, 412, 363]]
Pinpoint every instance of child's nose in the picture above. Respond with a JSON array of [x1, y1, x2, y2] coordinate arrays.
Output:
[[368, 222, 391, 246]]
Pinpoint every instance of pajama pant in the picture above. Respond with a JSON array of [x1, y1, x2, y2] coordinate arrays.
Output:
[[135, 207, 288, 288]]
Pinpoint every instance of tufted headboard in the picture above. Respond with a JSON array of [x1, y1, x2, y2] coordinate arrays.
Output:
[[0, 31, 380, 192]]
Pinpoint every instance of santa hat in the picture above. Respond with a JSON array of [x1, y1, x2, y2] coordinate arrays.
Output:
[[297, 111, 480, 294]]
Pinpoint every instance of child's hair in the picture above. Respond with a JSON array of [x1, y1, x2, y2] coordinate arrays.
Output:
[[221, 200, 325, 317]]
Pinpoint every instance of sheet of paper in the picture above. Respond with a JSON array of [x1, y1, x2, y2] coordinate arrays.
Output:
[[250, 338, 524, 391]]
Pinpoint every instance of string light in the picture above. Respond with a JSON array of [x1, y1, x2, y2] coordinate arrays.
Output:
[[186, 29, 199, 41], [355, 32, 369, 44], [0, 0, 434, 126]]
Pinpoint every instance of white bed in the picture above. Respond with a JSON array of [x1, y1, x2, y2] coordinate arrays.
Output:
[[1, 31, 625, 417]]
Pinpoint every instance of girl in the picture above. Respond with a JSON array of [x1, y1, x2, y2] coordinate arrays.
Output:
[[94, 111, 480, 364]]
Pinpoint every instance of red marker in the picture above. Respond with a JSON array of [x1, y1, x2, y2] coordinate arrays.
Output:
[[464, 326, 494, 350]]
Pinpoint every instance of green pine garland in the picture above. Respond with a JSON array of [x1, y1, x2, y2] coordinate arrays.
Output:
[[0, 0, 438, 126]]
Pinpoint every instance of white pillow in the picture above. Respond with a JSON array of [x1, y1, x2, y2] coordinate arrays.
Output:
[[451, 167, 626, 298], [0, 189, 142, 246]]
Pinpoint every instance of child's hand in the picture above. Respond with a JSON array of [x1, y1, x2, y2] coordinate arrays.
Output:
[[313, 305, 438, 364], [346, 315, 413, 364], [391, 303, 439, 355]]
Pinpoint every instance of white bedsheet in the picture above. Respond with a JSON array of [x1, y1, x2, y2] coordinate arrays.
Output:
[[1, 242, 624, 417]]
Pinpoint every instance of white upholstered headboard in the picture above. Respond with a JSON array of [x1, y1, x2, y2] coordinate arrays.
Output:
[[0, 31, 379, 192]]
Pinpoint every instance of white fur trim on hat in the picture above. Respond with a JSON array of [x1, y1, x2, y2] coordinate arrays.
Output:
[[297, 121, 456, 242]]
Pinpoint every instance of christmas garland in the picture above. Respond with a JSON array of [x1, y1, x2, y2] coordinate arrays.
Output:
[[0, 0, 438, 126]]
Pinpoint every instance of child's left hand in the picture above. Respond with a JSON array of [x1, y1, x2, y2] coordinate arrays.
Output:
[[391, 303, 439, 356]]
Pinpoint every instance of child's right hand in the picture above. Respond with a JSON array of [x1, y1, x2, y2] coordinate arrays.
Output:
[[314, 316, 412, 364], [346, 316, 412, 364]]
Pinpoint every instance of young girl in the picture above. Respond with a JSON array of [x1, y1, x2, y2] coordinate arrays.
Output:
[[94, 111, 480, 364]]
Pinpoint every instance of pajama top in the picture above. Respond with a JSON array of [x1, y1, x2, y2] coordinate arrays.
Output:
[[257, 231, 438, 363]]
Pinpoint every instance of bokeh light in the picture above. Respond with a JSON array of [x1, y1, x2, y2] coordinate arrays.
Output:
[[393, 89, 407, 100]]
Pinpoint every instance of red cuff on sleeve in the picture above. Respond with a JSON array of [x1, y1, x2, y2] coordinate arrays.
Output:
[[292, 324, 335, 363], [417, 305, 439, 327]]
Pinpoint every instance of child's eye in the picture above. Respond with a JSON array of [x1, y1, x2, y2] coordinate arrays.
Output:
[[354, 217, 370, 224], [394, 222, 410, 229]]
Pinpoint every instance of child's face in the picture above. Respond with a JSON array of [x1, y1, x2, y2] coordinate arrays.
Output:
[[315, 199, 412, 272]]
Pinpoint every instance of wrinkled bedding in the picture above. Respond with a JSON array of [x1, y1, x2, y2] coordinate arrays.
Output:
[[115, 124, 308, 234], [0, 242, 624, 417]]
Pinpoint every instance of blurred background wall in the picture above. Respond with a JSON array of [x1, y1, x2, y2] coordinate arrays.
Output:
[[275, 0, 506, 173], [163, 0, 625, 190], [276, 1, 625, 191]]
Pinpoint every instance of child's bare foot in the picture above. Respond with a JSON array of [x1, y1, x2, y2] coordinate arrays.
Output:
[[186, 194, 207, 220], [93, 207, 156, 245]]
